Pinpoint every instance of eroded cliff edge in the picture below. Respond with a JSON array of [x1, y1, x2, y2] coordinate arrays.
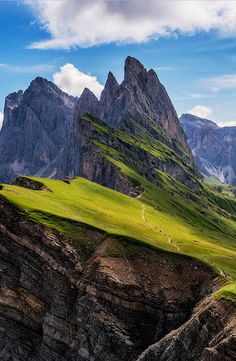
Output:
[[0, 195, 235, 361]]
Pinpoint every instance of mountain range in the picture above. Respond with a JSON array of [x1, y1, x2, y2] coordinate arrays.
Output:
[[0, 57, 194, 191], [0, 57, 235, 361], [180, 113, 236, 185]]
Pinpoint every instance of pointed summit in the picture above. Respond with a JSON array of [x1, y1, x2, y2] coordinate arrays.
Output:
[[24, 76, 67, 103], [80, 87, 97, 99], [107, 71, 118, 83], [76, 88, 99, 119], [99, 72, 120, 119], [28, 76, 53, 93], [72, 56, 190, 153], [101, 71, 120, 101], [124, 56, 147, 89], [31, 76, 49, 86]]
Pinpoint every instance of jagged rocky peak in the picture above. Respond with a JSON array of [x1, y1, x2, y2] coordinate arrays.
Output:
[[124, 56, 148, 89], [25, 76, 54, 97], [99, 71, 120, 120], [23, 76, 75, 106], [100, 71, 120, 105], [0, 77, 76, 183], [122, 56, 161, 97], [75, 56, 190, 152], [70, 57, 199, 194], [67, 57, 193, 192], [76, 87, 99, 119]]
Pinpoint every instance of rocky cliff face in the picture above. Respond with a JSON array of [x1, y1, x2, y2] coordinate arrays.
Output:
[[0, 77, 76, 183], [180, 113, 236, 185], [72, 114, 199, 196], [138, 296, 236, 361], [1, 193, 234, 361]]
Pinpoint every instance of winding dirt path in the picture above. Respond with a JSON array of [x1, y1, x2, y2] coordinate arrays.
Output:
[[168, 236, 180, 252], [141, 203, 181, 252], [203, 256, 227, 278], [141, 204, 156, 231], [139, 199, 227, 271]]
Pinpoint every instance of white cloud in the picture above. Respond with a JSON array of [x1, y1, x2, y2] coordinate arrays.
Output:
[[202, 74, 236, 92], [154, 66, 175, 72], [52, 63, 103, 98], [24, 1, 236, 49], [218, 120, 236, 127], [0, 63, 54, 73], [188, 105, 213, 118], [0, 112, 4, 129], [184, 92, 207, 99]]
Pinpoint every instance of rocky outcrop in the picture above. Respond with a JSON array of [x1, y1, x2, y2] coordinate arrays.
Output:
[[180, 113, 236, 185], [0, 77, 76, 183], [12, 176, 52, 191], [0, 195, 231, 361], [137, 296, 236, 361]]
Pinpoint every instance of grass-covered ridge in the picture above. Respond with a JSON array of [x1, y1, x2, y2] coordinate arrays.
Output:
[[1, 175, 236, 284], [215, 283, 236, 305], [1, 114, 236, 303], [83, 114, 198, 186]]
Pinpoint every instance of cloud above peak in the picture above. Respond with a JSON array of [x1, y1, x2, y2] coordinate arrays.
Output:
[[52, 64, 103, 98], [25, 1, 236, 49], [188, 105, 213, 119]]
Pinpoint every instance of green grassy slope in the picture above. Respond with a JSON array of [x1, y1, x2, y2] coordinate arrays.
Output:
[[1, 114, 236, 302], [204, 176, 236, 198], [1, 174, 236, 283], [82, 114, 199, 191]]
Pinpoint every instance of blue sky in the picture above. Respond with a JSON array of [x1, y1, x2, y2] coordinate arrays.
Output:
[[1, 0, 236, 126]]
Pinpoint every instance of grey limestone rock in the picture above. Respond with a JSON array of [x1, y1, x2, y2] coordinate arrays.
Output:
[[180, 113, 236, 185], [0, 77, 76, 183]]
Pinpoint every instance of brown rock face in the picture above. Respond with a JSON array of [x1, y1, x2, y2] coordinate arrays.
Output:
[[0, 196, 232, 361], [137, 297, 236, 361]]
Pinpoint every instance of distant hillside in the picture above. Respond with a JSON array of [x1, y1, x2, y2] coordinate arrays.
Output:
[[180, 113, 236, 185]]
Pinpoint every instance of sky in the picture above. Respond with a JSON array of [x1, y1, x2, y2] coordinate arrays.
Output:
[[1, 1, 236, 128]]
